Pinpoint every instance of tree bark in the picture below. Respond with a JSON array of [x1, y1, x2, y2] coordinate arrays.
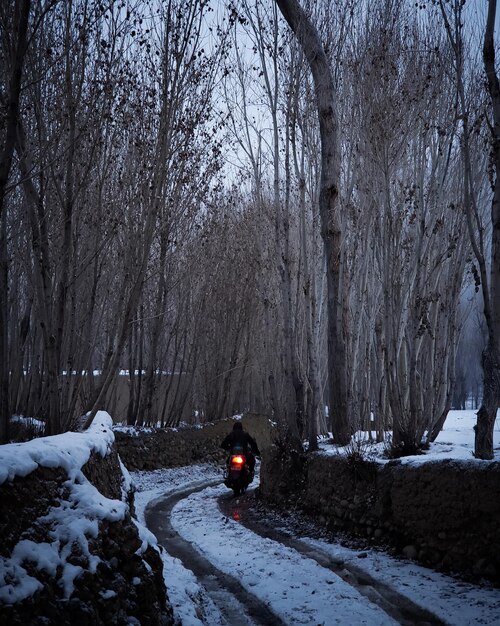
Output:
[[275, 0, 350, 444], [475, 403, 496, 460]]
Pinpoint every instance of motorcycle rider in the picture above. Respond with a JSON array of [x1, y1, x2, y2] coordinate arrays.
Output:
[[221, 421, 260, 476]]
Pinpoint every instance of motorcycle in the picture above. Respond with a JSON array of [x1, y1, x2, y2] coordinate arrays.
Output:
[[223, 452, 254, 496]]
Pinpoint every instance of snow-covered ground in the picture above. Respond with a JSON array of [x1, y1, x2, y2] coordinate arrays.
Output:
[[133, 410, 500, 626], [316, 409, 500, 463]]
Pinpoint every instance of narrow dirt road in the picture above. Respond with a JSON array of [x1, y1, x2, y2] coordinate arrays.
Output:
[[146, 482, 286, 626]]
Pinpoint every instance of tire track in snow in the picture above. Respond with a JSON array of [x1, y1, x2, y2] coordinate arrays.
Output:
[[219, 492, 447, 626], [145, 482, 286, 626]]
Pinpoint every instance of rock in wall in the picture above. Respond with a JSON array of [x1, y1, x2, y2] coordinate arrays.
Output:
[[260, 447, 500, 584]]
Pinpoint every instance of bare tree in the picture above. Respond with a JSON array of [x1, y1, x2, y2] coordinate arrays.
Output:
[[2, 0, 228, 434], [275, 0, 350, 444], [439, 0, 500, 459], [476, 0, 500, 459], [2, 0, 489, 448], [0, 0, 32, 442]]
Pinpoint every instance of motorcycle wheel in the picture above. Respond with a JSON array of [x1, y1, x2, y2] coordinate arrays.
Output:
[[233, 486, 241, 497]]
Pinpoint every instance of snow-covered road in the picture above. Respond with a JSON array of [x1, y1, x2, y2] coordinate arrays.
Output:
[[133, 464, 500, 626], [147, 482, 286, 626]]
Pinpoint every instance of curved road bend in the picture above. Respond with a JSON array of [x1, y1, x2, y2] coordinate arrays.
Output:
[[219, 492, 447, 626], [145, 482, 286, 626], [146, 480, 446, 626]]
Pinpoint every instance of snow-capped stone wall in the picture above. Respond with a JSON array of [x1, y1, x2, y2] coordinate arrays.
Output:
[[260, 448, 500, 584], [0, 412, 173, 625]]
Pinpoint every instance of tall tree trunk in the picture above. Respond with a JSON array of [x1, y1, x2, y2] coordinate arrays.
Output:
[[138, 239, 168, 425], [275, 0, 350, 444], [0, 0, 31, 443], [477, 0, 500, 459]]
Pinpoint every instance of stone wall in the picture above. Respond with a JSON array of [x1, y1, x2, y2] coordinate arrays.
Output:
[[260, 448, 500, 584], [0, 447, 173, 625], [116, 413, 274, 470]]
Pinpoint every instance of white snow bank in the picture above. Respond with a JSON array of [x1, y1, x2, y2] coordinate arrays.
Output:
[[0, 411, 114, 485], [10, 416, 45, 430], [113, 424, 155, 436]]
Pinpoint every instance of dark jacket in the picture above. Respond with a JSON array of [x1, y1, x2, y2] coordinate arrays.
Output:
[[221, 430, 260, 456]]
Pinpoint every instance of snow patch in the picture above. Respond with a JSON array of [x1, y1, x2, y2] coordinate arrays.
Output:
[[0, 411, 114, 485]]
